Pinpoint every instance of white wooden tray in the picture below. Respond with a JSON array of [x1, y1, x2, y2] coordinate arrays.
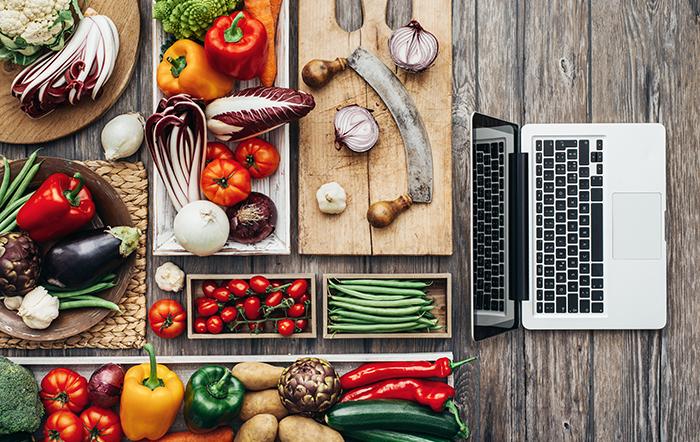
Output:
[[150, 0, 292, 256]]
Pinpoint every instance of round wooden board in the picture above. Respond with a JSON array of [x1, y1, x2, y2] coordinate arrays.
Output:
[[0, 0, 140, 145], [0, 157, 135, 342]]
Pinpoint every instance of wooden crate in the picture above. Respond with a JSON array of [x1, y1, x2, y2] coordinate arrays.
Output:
[[150, 0, 292, 256], [186, 273, 316, 339], [322, 273, 452, 339]]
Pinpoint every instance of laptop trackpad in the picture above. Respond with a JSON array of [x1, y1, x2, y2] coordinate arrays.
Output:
[[612, 193, 662, 260]]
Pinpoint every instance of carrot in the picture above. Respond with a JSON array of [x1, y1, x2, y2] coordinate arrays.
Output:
[[153, 427, 234, 442], [270, 0, 283, 26], [245, 0, 277, 86]]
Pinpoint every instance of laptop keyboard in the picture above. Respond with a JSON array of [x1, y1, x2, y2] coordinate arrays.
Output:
[[534, 139, 604, 314], [473, 141, 506, 313]]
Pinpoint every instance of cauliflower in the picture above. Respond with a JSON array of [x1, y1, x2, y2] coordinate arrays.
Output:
[[154, 0, 240, 41], [0, 0, 76, 65]]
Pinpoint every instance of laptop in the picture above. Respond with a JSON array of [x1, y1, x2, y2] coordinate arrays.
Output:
[[470, 112, 667, 340]]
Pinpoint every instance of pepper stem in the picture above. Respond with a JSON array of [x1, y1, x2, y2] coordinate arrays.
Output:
[[64, 173, 84, 206], [445, 400, 470, 439], [207, 369, 231, 399], [142, 343, 164, 391], [167, 55, 187, 78], [450, 356, 478, 370], [224, 12, 245, 43]]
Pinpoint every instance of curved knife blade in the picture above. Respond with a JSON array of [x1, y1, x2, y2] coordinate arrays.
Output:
[[347, 47, 433, 203]]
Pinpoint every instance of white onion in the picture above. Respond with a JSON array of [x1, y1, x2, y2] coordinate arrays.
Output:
[[101, 113, 145, 160], [173, 200, 229, 256], [334, 105, 379, 153], [388, 20, 439, 73]]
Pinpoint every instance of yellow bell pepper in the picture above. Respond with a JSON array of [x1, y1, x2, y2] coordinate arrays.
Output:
[[120, 343, 184, 441], [157, 39, 234, 101]]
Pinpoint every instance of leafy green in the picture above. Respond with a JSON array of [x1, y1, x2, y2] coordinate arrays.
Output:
[[153, 0, 241, 41], [0, 357, 44, 435]]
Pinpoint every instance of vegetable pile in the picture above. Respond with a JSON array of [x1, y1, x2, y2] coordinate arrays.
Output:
[[328, 278, 443, 334], [193, 275, 312, 336]]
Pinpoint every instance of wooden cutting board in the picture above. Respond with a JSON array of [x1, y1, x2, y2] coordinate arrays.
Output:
[[298, 0, 452, 255], [0, 0, 140, 144]]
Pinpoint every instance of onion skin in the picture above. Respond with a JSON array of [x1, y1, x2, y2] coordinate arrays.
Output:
[[388, 20, 439, 73], [88, 363, 125, 408], [227, 192, 277, 244]]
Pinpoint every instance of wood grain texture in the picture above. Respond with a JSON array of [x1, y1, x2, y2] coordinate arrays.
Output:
[[0, 0, 140, 144]]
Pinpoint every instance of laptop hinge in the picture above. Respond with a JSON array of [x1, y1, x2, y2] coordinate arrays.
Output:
[[511, 151, 529, 302]]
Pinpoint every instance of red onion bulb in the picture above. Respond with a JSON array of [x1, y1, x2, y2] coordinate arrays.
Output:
[[88, 363, 125, 408], [388, 20, 439, 73], [334, 105, 379, 153]]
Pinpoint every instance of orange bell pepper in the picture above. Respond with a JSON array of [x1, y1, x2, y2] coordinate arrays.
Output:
[[157, 39, 234, 101]]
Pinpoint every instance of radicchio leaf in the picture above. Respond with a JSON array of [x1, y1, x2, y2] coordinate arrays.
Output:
[[205, 86, 316, 142]]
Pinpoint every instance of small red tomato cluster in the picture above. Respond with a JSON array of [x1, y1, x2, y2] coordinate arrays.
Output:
[[193, 276, 311, 336]]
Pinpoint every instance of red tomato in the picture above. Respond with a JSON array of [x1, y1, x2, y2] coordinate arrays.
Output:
[[206, 315, 224, 334], [243, 296, 261, 319], [249, 275, 271, 294], [235, 300, 245, 311], [212, 287, 232, 303], [227, 279, 249, 297], [206, 141, 235, 163], [248, 322, 264, 333], [288, 302, 306, 318], [80, 406, 122, 442], [40, 368, 89, 414], [201, 280, 219, 298], [265, 291, 284, 308], [286, 279, 308, 300], [295, 319, 308, 332], [278, 319, 295, 337], [220, 306, 238, 323], [197, 298, 219, 317], [194, 317, 208, 334], [43, 410, 84, 442], [298, 293, 310, 304], [148, 299, 186, 339], [201, 158, 251, 206], [234, 138, 281, 179]]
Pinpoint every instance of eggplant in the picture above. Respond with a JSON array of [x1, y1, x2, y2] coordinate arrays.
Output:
[[42, 226, 140, 289]]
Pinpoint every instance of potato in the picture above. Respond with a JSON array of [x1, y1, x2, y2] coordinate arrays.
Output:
[[232, 362, 285, 391], [278, 416, 344, 442], [239, 389, 288, 421], [234, 414, 278, 442]]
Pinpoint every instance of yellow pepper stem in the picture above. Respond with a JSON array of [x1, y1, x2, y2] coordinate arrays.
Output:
[[142, 343, 164, 390]]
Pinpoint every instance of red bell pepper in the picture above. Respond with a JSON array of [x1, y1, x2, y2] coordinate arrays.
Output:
[[339, 356, 477, 390], [17, 172, 95, 242], [205, 11, 268, 80]]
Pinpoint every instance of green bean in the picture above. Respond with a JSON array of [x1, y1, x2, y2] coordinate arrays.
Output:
[[337, 279, 431, 289], [329, 309, 427, 324], [59, 297, 120, 312], [329, 300, 425, 316], [0, 206, 22, 232], [330, 295, 431, 308], [331, 314, 438, 328], [328, 322, 429, 333], [0, 192, 32, 225], [0, 158, 10, 205], [5, 163, 39, 209], [333, 283, 427, 297], [0, 150, 38, 207], [0, 220, 16, 234], [50, 282, 117, 299], [329, 285, 412, 302]]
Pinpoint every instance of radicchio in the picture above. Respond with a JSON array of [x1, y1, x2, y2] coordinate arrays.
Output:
[[205, 86, 316, 142]]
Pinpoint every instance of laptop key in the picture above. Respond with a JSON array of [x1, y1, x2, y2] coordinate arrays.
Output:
[[592, 290, 604, 301], [545, 290, 555, 301], [592, 263, 603, 276], [592, 279, 604, 289], [556, 297, 566, 313], [580, 299, 590, 313], [591, 188, 603, 201], [537, 303, 543, 313], [592, 302, 604, 313], [545, 302, 555, 313], [591, 203, 603, 261], [568, 294, 578, 312], [579, 140, 589, 165], [581, 287, 590, 298], [544, 140, 554, 156], [591, 176, 603, 187]]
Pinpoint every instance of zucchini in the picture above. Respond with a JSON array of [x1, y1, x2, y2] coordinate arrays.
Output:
[[325, 400, 466, 439], [345, 429, 451, 442]]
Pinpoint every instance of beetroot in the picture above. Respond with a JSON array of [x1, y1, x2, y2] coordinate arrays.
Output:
[[227, 192, 277, 244]]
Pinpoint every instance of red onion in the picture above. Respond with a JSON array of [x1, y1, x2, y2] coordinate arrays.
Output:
[[227, 192, 277, 244], [388, 20, 439, 73], [206, 86, 315, 142], [146, 94, 207, 211], [11, 11, 120, 119], [334, 105, 379, 153], [88, 363, 124, 408]]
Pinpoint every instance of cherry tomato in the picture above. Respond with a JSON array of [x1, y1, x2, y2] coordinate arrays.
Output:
[[234, 137, 281, 179], [249, 275, 271, 294], [235, 300, 245, 311], [243, 296, 261, 319], [212, 287, 233, 303], [80, 406, 122, 442], [148, 299, 187, 339], [194, 296, 207, 308], [265, 291, 284, 308], [298, 293, 310, 304], [197, 298, 219, 317], [206, 315, 224, 334], [43, 410, 84, 442], [288, 302, 306, 318], [201, 280, 219, 298], [295, 319, 308, 332], [206, 141, 235, 163], [286, 279, 308, 300], [40, 368, 89, 414], [220, 306, 238, 323], [227, 279, 250, 297], [194, 317, 208, 334], [248, 322, 264, 333], [278, 319, 295, 336]]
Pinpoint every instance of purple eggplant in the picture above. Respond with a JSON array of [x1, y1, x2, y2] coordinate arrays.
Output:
[[42, 226, 140, 289]]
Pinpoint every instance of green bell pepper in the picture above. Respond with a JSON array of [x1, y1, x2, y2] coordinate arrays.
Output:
[[184, 365, 245, 433]]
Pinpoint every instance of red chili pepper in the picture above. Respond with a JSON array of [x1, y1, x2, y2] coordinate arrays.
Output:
[[204, 11, 267, 80], [17, 172, 95, 242], [340, 357, 477, 390]]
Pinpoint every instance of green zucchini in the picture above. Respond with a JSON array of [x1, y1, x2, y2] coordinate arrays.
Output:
[[344, 429, 451, 442], [325, 400, 467, 439]]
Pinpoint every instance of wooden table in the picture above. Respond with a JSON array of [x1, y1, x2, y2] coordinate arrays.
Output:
[[2, 1, 699, 440]]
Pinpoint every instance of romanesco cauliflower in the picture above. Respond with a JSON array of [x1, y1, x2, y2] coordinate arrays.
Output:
[[153, 0, 240, 41]]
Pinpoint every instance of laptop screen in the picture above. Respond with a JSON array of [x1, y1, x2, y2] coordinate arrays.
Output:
[[471, 113, 521, 340]]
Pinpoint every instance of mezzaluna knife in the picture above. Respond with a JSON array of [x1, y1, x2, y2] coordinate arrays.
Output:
[[302, 47, 433, 228]]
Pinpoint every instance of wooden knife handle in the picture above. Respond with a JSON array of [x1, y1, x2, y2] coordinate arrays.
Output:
[[367, 194, 413, 228], [302, 58, 348, 88]]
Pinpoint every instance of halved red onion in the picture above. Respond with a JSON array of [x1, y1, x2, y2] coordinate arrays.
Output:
[[334, 105, 379, 153], [388, 20, 439, 73], [11, 12, 120, 119]]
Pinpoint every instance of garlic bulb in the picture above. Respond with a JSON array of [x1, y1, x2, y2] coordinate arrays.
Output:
[[17, 286, 59, 330], [388, 20, 439, 73], [155, 262, 185, 292], [2, 296, 23, 311], [316, 182, 347, 214], [101, 112, 146, 160]]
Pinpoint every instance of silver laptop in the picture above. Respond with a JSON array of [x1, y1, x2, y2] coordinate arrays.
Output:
[[470, 113, 666, 340]]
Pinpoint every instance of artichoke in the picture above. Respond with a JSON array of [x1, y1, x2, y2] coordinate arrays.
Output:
[[0, 232, 40, 297], [278, 358, 341, 416]]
